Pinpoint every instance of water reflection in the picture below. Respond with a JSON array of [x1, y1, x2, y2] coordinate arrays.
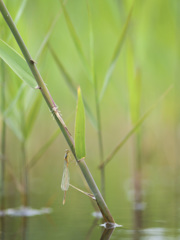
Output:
[[0, 207, 52, 240], [1, 213, 180, 239], [22, 217, 28, 240], [100, 228, 114, 240], [0, 216, 5, 240], [133, 209, 143, 240], [0, 206, 52, 217], [86, 217, 99, 240]]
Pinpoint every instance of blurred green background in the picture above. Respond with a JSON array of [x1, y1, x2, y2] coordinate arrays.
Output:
[[0, 0, 180, 239]]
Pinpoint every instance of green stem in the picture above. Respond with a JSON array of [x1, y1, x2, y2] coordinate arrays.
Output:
[[94, 80, 105, 198], [0, 60, 6, 211], [88, 4, 105, 197], [0, 0, 114, 223], [133, 132, 142, 207], [20, 103, 28, 206], [21, 139, 28, 206]]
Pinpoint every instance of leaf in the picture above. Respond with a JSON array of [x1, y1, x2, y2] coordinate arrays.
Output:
[[7, 0, 28, 42], [48, 45, 77, 95], [126, 42, 141, 124], [99, 3, 134, 101], [3, 83, 26, 141], [0, 39, 36, 88], [27, 128, 60, 169], [87, 0, 94, 80], [35, 13, 60, 60], [5, 117, 24, 141], [99, 85, 173, 168], [25, 93, 42, 138], [75, 87, 86, 160], [14, 0, 28, 24], [48, 45, 97, 129], [3, 83, 26, 117], [59, 0, 91, 82]]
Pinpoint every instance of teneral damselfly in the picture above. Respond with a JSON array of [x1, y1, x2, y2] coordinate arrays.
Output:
[[61, 149, 70, 205]]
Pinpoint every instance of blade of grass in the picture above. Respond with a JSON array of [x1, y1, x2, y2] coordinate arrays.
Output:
[[2, 83, 26, 141], [35, 1, 70, 60], [25, 93, 42, 138], [87, 0, 94, 81], [27, 128, 60, 169], [14, 0, 27, 24], [126, 41, 142, 124], [3, 83, 26, 118], [0, 1, 115, 223], [75, 87, 86, 160], [99, 3, 134, 101], [5, 158, 24, 194], [7, 0, 28, 42], [0, 39, 36, 88], [35, 13, 60, 61], [5, 117, 24, 141], [59, 0, 92, 82], [48, 44, 76, 94], [48, 44, 97, 129], [99, 85, 173, 168]]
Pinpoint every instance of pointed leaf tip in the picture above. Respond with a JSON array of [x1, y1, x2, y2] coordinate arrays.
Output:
[[75, 87, 86, 160]]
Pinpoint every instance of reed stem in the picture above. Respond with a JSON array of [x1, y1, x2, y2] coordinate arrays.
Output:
[[88, 4, 106, 197], [0, 0, 114, 223], [94, 81, 105, 198], [20, 103, 28, 206], [0, 60, 6, 211]]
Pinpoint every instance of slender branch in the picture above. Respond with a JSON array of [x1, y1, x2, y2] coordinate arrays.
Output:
[[0, 0, 115, 223]]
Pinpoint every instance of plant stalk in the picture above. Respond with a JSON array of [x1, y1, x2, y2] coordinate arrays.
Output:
[[0, 60, 6, 212], [20, 102, 28, 206], [0, 58, 6, 240], [94, 80, 105, 198], [87, 4, 105, 197], [0, 0, 114, 223]]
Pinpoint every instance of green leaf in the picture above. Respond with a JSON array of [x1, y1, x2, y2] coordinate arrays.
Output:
[[99, 3, 134, 101], [7, 0, 28, 42], [3, 83, 26, 141], [48, 45, 97, 129], [35, 13, 60, 60], [0, 39, 36, 88], [75, 87, 86, 160], [25, 93, 42, 138], [3, 83, 26, 117], [5, 117, 24, 141], [27, 128, 60, 169], [126, 42, 142, 124], [59, 0, 91, 82], [99, 85, 173, 168], [87, 1, 94, 80]]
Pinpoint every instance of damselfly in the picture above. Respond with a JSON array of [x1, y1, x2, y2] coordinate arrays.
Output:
[[61, 149, 70, 205]]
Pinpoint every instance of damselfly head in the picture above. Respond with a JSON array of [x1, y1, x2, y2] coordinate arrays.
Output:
[[64, 149, 70, 161]]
